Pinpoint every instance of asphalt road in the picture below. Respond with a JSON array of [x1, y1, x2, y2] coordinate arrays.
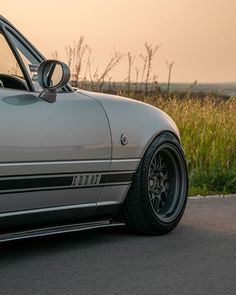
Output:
[[0, 196, 236, 295]]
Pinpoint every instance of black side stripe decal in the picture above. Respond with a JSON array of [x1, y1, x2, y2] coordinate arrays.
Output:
[[0, 172, 134, 192], [0, 176, 73, 191], [100, 173, 133, 184]]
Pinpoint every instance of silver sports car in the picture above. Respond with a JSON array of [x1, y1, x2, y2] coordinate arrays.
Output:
[[0, 16, 188, 242]]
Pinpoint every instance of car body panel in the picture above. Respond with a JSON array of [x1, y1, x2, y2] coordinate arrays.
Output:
[[79, 89, 180, 160], [0, 89, 113, 212], [0, 89, 111, 162], [78, 90, 180, 206]]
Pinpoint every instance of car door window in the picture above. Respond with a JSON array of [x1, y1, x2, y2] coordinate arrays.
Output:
[[6, 30, 43, 92], [0, 31, 28, 90]]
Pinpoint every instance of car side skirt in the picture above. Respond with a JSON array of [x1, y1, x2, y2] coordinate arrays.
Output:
[[0, 219, 125, 243], [0, 202, 124, 241]]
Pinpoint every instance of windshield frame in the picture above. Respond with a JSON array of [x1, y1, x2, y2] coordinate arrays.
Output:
[[0, 16, 74, 93], [0, 21, 33, 91]]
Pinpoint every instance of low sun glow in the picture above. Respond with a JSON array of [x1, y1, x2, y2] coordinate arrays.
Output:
[[1, 0, 236, 82]]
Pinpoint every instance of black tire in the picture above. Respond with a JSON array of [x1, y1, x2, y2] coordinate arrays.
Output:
[[121, 132, 188, 235]]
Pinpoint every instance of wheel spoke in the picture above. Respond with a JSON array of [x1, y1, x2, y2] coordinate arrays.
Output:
[[152, 196, 161, 212], [148, 152, 170, 216], [162, 172, 168, 183]]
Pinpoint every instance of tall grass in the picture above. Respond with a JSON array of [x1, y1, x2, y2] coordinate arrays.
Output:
[[149, 97, 236, 195]]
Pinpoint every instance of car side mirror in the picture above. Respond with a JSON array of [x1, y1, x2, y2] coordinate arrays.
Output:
[[37, 60, 70, 103]]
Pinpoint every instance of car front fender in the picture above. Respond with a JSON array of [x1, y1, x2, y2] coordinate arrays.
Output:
[[78, 90, 180, 161]]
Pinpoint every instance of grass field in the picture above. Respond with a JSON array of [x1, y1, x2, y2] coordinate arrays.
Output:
[[145, 96, 236, 195]]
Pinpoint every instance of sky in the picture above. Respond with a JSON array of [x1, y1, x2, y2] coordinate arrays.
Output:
[[1, 0, 236, 83]]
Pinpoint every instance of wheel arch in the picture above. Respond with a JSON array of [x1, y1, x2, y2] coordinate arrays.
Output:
[[140, 130, 181, 160]]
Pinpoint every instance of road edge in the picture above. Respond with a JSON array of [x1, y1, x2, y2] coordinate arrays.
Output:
[[190, 194, 236, 199]]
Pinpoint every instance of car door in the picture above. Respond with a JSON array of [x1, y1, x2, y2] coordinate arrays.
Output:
[[0, 20, 111, 214]]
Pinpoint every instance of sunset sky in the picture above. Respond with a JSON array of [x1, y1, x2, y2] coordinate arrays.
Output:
[[1, 0, 236, 83]]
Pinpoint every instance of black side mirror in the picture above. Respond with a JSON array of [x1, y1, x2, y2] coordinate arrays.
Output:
[[38, 60, 70, 103]]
